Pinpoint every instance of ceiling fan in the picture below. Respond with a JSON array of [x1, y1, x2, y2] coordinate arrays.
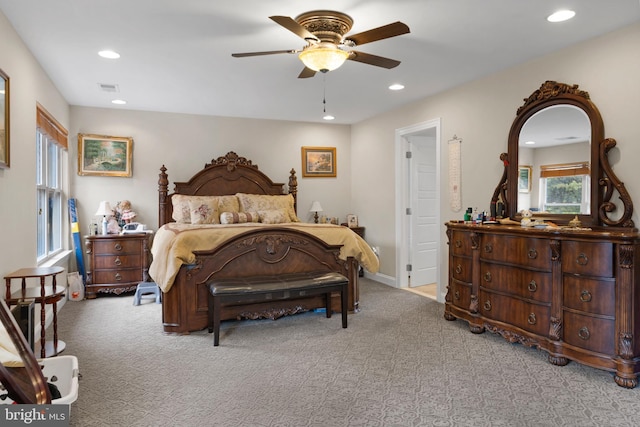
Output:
[[232, 10, 410, 78]]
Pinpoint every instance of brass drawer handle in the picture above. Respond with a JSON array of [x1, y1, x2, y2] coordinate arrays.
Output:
[[527, 280, 537, 292], [454, 240, 462, 248], [483, 272, 492, 282], [114, 243, 123, 251], [455, 264, 462, 275], [578, 327, 590, 340], [527, 313, 537, 325], [484, 243, 493, 253], [528, 248, 538, 259], [483, 300, 492, 311], [115, 273, 122, 282], [580, 290, 592, 302], [114, 257, 122, 266], [454, 290, 460, 300], [577, 253, 589, 265]]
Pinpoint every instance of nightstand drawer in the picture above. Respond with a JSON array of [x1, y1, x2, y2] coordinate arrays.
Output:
[[93, 254, 142, 269], [91, 238, 143, 255], [92, 269, 144, 284]]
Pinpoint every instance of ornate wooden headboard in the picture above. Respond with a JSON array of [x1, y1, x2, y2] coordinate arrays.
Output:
[[158, 151, 298, 228]]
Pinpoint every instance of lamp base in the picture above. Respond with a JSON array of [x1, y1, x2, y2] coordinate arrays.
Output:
[[314, 212, 319, 224]]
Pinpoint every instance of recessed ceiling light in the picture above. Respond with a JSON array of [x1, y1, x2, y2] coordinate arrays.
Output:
[[111, 99, 127, 105], [524, 141, 536, 145], [389, 84, 405, 91], [98, 50, 120, 59], [547, 10, 575, 23], [323, 114, 335, 121]]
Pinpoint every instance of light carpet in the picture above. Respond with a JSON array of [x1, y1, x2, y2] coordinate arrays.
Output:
[[56, 278, 640, 426]]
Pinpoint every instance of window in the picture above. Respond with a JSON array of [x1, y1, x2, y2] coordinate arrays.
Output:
[[36, 105, 68, 262], [539, 162, 590, 214]]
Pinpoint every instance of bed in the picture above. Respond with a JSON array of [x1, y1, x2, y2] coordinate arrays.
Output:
[[151, 151, 379, 334]]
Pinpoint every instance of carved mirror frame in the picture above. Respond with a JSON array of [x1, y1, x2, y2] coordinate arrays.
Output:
[[494, 81, 633, 228]]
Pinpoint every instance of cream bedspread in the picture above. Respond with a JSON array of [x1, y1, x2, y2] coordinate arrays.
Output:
[[150, 223, 379, 292]]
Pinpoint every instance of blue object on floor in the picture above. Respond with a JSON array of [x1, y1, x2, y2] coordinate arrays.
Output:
[[133, 282, 162, 305]]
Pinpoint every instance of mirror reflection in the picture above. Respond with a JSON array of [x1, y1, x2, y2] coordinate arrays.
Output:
[[517, 105, 591, 215]]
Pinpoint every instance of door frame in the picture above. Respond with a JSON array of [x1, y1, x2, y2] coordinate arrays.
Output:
[[395, 119, 442, 299]]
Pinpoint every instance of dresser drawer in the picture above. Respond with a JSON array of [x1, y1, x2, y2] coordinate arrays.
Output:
[[92, 238, 142, 255], [479, 290, 550, 336], [92, 269, 144, 284], [93, 254, 142, 270], [450, 231, 472, 257], [561, 241, 613, 277], [563, 311, 615, 355], [451, 256, 472, 283], [480, 234, 551, 270], [480, 262, 551, 303], [448, 279, 472, 311], [563, 275, 615, 316]]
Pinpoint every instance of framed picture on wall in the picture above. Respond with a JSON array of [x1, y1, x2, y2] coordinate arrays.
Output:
[[0, 68, 9, 169], [301, 146, 336, 177], [518, 165, 532, 193], [78, 134, 133, 177]]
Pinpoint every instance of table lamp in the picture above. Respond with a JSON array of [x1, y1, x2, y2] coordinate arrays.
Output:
[[309, 201, 323, 224], [95, 201, 112, 235]]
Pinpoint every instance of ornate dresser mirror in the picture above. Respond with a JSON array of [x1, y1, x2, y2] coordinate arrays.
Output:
[[494, 80, 634, 227]]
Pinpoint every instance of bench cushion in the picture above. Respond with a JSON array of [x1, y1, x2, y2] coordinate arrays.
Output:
[[208, 271, 348, 295]]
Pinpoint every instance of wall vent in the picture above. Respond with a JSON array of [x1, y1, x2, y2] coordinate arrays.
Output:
[[98, 83, 119, 92]]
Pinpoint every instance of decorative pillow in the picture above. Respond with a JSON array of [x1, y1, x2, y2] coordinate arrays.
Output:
[[235, 193, 300, 222], [171, 195, 194, 223], [188, 198, 219, 224], [217, 195, 240, 214], [258, 209, 290, 224], [220, 211, 259, 224]]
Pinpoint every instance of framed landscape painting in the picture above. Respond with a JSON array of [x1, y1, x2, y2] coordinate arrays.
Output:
[[302, 146, 336, 178], [78, 134, 133, 177]]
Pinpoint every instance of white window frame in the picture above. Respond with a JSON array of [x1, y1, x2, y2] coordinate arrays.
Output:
[[539, 174, 590, 214], [36, 129, 65, 263]]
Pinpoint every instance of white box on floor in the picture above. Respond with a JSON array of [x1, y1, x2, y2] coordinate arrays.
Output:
[[0, 355, 79, 405]]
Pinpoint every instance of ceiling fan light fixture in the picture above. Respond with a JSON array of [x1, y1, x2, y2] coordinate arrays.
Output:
[[299, 43, 349, 72]]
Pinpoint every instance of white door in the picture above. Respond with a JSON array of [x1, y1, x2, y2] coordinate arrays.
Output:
[[409, 135, 438, 287]]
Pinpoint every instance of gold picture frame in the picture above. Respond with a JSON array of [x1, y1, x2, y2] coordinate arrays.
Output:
[[302, 146, 336, 178], [518, 165, 532, 193], [78, 134, 133, 177], [0, 68, 9, 169]]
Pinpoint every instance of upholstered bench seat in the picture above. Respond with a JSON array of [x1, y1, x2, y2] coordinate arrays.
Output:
[[207, 271, 348, 346]]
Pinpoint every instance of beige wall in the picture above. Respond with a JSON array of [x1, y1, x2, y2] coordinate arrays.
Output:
[[0, 11, 69, 276], [351, 23, 640, 288], [69, 108, 352, 234]]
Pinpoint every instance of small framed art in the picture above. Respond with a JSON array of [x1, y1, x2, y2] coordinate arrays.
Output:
[[78, 134, 133, 177], [302, 146, 336, 178], [518, 165, 532, 193], [347, 214, 359, 228]]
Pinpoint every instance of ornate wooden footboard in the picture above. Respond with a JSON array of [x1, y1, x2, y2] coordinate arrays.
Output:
[[161, 228, 359, 334]]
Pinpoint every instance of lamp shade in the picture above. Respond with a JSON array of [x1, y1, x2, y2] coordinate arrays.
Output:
[[95, 201, 113, 217], [299, 43, 349, 72], [309, 201, 323, 213]]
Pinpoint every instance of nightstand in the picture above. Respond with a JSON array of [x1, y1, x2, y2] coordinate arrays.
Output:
[[84, 234, 152, 298]]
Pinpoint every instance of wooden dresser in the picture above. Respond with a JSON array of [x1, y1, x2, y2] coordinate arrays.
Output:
[[84, 234, 152, 298], [445, 222, 640, 388]]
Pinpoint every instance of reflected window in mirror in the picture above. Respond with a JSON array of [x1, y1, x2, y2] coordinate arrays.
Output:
[[539, 162, 590, 214]]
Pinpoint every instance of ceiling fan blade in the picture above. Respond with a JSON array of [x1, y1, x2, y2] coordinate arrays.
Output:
[[270, 16, 319, 42], [298, 67, 317, 79], [344, 22, 410, 46], [348, 51, 401, 69], [232, 49, 297, 58]]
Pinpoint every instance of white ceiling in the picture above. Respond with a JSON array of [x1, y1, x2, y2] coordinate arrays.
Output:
[[1, 1, 639, 124]]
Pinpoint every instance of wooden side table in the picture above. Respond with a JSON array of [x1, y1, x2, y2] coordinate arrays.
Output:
[[4, 267, 66, 358]]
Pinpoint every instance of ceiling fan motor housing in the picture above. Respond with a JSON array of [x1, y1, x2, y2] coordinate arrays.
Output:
[[295, 10, 354, 44]]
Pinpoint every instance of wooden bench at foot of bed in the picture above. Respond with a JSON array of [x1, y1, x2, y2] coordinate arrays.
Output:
[[207, 271, 348, 346]]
